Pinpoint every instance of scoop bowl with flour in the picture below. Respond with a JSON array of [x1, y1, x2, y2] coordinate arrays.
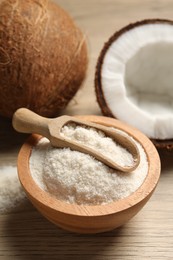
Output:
[[17, 115, 160, 233]]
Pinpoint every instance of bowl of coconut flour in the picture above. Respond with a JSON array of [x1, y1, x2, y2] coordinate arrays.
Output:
[[17, 115, 160, 233]]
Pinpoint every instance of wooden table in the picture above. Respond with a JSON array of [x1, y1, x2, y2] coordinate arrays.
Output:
[[1, 0, 173, 259]]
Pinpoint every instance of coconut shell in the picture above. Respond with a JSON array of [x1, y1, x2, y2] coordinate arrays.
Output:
[[0, 0, 88, 118], [95, 19, 173, 150], [151, 139, 173, 151]]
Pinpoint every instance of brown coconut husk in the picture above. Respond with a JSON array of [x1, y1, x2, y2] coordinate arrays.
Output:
[[0, 0, 88, 118]]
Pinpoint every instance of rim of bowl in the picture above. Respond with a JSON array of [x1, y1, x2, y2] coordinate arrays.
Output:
[[17, 115, 161, 217]]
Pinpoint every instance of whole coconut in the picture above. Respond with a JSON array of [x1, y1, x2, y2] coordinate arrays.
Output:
[[0, 0, 87, 118]]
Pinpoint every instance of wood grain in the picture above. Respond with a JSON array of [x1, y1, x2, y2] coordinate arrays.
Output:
[[1, 0, 173, 258]]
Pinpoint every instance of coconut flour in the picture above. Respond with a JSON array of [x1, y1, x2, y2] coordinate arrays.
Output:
[[30, 125, 148, 205], [0, 166, 27, 213], [61, 123, 135, 167]]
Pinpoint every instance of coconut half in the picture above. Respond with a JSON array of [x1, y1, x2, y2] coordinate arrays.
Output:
[[95, 19, 173, 149]]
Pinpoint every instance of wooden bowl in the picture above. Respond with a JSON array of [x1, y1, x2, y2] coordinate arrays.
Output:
[[17, 115, 160, 234]]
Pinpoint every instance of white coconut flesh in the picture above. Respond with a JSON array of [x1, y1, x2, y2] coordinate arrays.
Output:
[[101, 23, 173, 139]]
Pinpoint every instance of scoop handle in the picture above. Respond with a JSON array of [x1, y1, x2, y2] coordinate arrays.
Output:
[[12, 108, 51, 138]]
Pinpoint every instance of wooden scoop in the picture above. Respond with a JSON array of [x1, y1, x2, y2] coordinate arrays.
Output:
[[12, 108, 140, 172]]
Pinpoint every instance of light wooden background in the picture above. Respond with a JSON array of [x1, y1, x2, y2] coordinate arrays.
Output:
[[1, 0, 173, 259]]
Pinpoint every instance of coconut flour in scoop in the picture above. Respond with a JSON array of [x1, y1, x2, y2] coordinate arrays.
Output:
[[29, 124, 148, 205]]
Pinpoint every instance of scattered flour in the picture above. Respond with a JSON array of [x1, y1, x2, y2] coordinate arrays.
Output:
[[0, 166, 27, 213], [30, 126, 148, 205]]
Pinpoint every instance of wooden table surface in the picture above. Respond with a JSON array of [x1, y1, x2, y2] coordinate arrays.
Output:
[[1, 0, 173, 259]]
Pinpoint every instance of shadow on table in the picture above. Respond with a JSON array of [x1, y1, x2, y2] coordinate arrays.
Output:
[[4, 201, 125, 260], [158, 149, 173, 172], [0, 116, 28, 152]]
